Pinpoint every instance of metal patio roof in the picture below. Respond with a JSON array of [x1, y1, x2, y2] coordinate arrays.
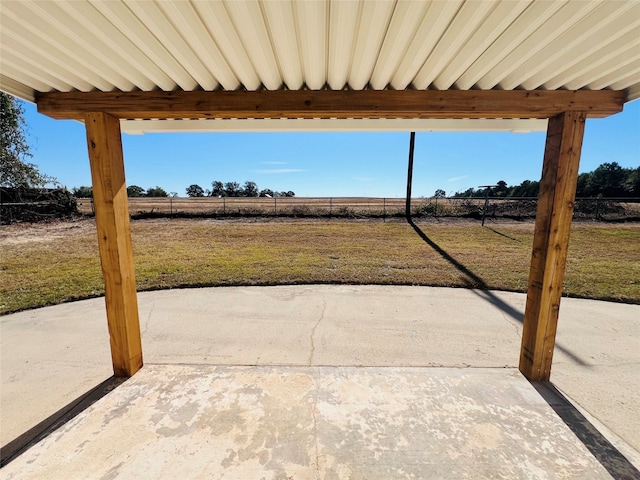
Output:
[[1, 0, 639, 131], [0, 1, 634, 414]]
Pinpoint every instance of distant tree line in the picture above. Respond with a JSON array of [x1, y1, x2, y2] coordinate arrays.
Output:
[[71, 163, 638, 200], [451, 162, 639, 198], [72, 185, 175, 198], [186, 180, 295, 198], [72, 180, 295, 199]]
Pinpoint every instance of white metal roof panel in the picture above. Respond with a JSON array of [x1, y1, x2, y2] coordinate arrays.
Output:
[[1, 0, 638, 125], [120, 118, 548, 135]]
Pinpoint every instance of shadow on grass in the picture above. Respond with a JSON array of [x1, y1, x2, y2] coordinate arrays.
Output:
[[406, 218, 587, 366], [484, 225, 521, 242], [408, 218, 640, 474]]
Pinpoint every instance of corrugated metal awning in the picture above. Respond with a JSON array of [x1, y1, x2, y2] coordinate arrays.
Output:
[[1, 0, 638, 131]]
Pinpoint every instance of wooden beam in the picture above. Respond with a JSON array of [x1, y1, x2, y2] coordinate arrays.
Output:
[[36, 89, 625, 121], [85, 112, 142, 377], [519, 111, 586, 382]]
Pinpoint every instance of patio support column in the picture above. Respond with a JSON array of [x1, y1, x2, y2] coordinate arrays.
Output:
[[519, 111, 586, 382], [85, 112, 142, 377]]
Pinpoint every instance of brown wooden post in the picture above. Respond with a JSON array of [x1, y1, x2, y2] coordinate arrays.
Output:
[[520, 111, 586, 382], [85, 112, 142, 377]]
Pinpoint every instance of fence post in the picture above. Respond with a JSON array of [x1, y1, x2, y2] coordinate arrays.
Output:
[[481, 190, 490, 226], [383, 197, 386, 223], [274, 196, 277, 215], [329, 197, 333, 216], [169, 197, 173, 215], [223, 197, 226, 214]]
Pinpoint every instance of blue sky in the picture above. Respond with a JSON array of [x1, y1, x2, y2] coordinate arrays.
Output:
[[21, 99, 639, 198]]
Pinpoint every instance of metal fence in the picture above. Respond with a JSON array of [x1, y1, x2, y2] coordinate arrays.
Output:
[[0, 188, 77, 224], [74, 196, 640, 222]]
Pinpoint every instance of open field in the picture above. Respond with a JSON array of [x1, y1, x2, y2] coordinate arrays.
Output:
[[1, 218, 638, 315], [75, 196, 640, 221], [75, 197, 428, 216]]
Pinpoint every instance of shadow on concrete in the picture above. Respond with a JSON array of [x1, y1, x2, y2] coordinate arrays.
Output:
[[407, 219, 588, 366], [408, 219, 638, 472], [533, 382, 640, 480], [0, 376, 125, 467]]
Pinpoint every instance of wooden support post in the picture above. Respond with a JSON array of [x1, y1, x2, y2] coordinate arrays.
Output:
[[520, 111, 586, 382], [85, 112, 142, 377]]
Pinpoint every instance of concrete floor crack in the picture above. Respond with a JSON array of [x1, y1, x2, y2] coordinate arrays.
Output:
[[501, 311, 521, 342], [142, 301, 155, 337], [308, 300, 326, 366]]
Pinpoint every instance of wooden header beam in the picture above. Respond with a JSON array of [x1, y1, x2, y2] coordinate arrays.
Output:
[[36, 89, 625, 121]]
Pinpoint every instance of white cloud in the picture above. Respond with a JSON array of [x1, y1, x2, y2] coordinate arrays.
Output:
[[447, 175, 469, 182], [256, 169, 305, 174]]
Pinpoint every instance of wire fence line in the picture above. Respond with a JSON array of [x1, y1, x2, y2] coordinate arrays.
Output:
[[0, 188, 77, 224], [74, 196, 640, 222]]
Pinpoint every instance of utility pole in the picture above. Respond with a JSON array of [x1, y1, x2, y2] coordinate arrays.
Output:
[[405, 132, 416, 221]]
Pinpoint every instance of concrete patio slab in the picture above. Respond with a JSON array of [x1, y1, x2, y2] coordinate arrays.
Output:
[[1, 285, 639, 475], [0, 365, 622, 479]]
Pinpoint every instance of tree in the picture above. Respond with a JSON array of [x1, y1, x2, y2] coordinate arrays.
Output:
[[586, 162, 626, 197], [434, 189, 446, 198], [454, 187, 476, 198], [494, 180, 509, 197], [509, 180, 539, 197], [186, 184, 205, 197], [211, 180, 225, 197], [259, 188, 274, 197], [576, 172, 590, 197], [146, 186, 168, 197], [284, 191, 296, 197], [72, 186, 93, 198], [127, 185, 145, 197], [242, 180, 259, 197], [224, 181, 241, 197], [1, 93, 56, 188], [453, 163, 636, 201], [622, 166, 640, 196]]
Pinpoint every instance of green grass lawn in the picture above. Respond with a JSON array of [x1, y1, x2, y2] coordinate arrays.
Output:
[[1, 218, 638, 314]]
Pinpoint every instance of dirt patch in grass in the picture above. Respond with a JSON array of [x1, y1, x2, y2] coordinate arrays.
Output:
[[1, 218, 638, 314], [0, 217, 94, 245]]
